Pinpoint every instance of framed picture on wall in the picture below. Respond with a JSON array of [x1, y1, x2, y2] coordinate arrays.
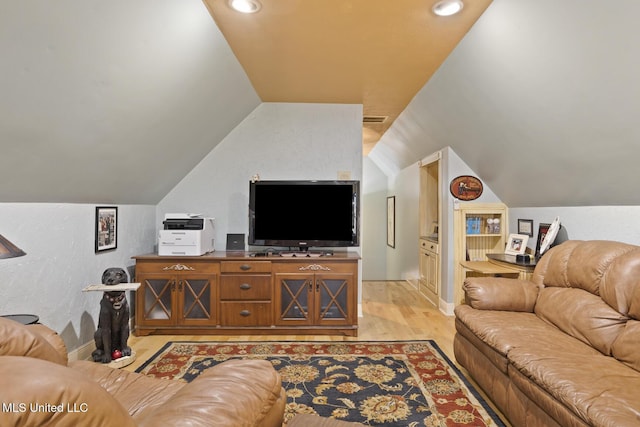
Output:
[[517, 219, 534, 237], [95, 206, 118, 253], [387, 196, 395, 248]]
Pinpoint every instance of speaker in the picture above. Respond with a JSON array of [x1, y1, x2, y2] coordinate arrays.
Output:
[[226, 233, 245, 252]]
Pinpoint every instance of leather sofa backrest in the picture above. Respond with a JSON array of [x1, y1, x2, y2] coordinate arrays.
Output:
[[531, 240, 640, 371]]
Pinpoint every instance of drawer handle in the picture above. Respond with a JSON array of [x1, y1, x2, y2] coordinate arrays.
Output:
[[239, 283, 252, 290], [240, 310, 251, 317], [240, 264, 251, 271]]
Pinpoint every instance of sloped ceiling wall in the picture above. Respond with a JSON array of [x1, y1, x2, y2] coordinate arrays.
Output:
[[371, 0, 640, 207], [0, 0, 259, 204], [4, 0, 640, 208]]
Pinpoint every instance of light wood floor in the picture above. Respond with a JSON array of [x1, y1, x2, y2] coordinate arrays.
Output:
[[125, 280, 455, 372]]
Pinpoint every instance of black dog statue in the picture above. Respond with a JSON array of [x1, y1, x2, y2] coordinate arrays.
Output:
[[91, 267, 131, 363]]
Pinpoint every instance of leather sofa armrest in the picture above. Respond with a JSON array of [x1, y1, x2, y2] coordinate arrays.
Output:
[[136, 359, 285, 427], [0, 317, 67, 366], [0, 355, 136, 427], [463, 277, 539, 312], [27, 324, 69, 365]]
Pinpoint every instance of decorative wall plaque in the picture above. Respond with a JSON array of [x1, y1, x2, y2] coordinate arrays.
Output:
[[450, 175, 483, 201]]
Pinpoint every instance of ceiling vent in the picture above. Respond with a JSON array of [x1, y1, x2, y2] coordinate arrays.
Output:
[[363, 116, 388, 124]]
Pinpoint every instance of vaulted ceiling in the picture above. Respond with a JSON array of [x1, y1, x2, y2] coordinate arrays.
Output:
[[202, 0, 491, 155], [2, 0, 640, 208]]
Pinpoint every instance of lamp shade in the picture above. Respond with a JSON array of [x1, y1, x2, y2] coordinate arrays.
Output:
[[0, 234, 26, 259]]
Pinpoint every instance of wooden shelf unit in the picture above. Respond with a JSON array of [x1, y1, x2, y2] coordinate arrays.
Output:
[[133, 252, 359, 336], [453, 202, 508, 306]]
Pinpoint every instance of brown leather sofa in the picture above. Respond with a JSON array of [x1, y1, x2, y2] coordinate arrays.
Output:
[[0, 317, 286, 427], [454, 240, 640, 427]]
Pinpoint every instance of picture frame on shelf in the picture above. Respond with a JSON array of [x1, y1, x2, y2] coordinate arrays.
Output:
[[535, 223, 551, 258], [517, 219, 534, 236], [538, 217, 561, 256], [95, 206, 118, 253], [386, 196, 395, 248], [505, 233, 528, 255]]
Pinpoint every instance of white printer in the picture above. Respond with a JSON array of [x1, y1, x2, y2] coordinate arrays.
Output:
[[158, 214, 215, 256]]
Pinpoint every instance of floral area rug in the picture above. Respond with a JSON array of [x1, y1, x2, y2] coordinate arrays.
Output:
[[136, 341, 504, 426]]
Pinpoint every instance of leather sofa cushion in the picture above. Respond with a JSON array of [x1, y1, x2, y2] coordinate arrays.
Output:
[[534, 240, 640, 318], [455, 317, 510, 374], [507, 366, 589, 427], [0, 356, 136, 427], [533, 241, 637, 294], [507, 342, 640, 427], [611, 320, 640, 371], [136, 359, 284, 427], [535, 287, 628, 356], [0, 317, 66, 366], [454, 305, 593, 360], [70, 360, 185, 417]]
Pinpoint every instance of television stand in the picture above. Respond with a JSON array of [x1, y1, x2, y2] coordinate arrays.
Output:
[[132, 251, 359, 336], [279, 250, 328, 257]]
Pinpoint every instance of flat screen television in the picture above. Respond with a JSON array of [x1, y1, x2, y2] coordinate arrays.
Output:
[[248, 180, 360, 250]]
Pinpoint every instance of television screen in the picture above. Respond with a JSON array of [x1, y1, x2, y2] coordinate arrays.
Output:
[[248, 180, 360, 249]]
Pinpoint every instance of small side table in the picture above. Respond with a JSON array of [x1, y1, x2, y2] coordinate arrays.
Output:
[[82, 282, 141, 369], [460, 261, 520, 277], [486, 253, 536, 280], [1, 314, 39, 325]]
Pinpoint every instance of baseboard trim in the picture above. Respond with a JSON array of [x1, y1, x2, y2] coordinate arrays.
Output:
[[68, 340, 95, 362], [439, 300, 455, 316]]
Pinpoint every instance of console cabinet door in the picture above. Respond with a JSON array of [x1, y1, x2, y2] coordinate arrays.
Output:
[[274, 274, 314, 326], [137, 273, 177, 326], [314, 274, 354, 326], [274, 271, 354, 327], [136, 260, 219, 330], [178, 273, 217, 326]]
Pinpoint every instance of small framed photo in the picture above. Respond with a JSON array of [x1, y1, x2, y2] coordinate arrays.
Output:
[[505, 233, 528, 255], [517, 219, 534, 237], [95, 206, 117, 253]]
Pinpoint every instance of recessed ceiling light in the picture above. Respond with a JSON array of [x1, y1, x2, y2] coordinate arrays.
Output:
[[229, 0, 261, 14], [432, 0, 463, 17]]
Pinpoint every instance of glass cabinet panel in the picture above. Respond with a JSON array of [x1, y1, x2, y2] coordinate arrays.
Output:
[[318, 277, 348, 320], [182, 278, 211, 320], [279, 278, 311, 320], [143, 278, 172, 320]]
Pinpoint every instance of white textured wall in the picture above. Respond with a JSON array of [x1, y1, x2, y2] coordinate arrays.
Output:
[[509, 206, 640, 251], [362, 157, 387, 279], [386, 164, 420, 281], [0, 203, 156, 351], [157, 103, 363, 251]]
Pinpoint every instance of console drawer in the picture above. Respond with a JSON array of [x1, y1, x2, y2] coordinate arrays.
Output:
[[219, 302, 272, 326], [221, 261, 272, 274], [135, 260, 219, 275], [219, 275, 271, 300]]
